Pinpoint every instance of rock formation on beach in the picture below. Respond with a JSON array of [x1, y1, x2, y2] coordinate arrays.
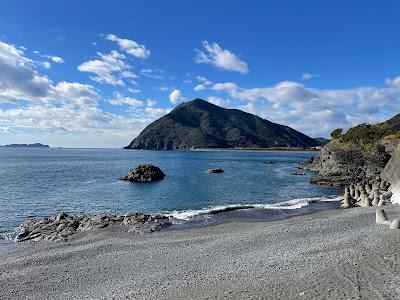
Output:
[[300, 113, 400, 186], [15, 212, 171, 242], [120, 164, 165, 182], [125, 99, 319, 150]]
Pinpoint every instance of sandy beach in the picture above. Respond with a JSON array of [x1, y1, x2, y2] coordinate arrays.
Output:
[[1, 205, 400, 300]]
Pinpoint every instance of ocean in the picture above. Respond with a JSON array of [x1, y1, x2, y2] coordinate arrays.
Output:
[[0, 148, 342, 239]]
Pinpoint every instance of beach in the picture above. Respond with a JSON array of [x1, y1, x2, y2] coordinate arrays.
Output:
[[1, 205, 400, 300]]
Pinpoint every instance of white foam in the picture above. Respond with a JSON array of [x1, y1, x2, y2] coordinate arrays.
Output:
[[163, 195, 343, 220]]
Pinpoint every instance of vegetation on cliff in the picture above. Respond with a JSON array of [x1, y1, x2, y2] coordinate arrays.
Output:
[[302, 113, 400, 186]]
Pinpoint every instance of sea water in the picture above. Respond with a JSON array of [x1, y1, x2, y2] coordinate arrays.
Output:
[[0, 148, 342, 238]]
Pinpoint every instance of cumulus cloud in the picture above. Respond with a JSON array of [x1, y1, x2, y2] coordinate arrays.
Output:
[[0, 42, 52, 102], [195, 41, 249, 74], [0, 40, 174, 147], [106, 34, 150, 59], [108, 92, 143, 107], [206, 96, 229, 106], [50, 56, 64, 64], [40, 61, 51, 69], [193, 84, 205, 91], [33, 51, 65, 64], [212, 82, 238, 92], [196, 75, 213, 85], [77, 50, 130, 86], [302, 72, 319, 80], [212, 78, 400, 137], [146, 99, 157, 107], [169, 89, 185, 104]]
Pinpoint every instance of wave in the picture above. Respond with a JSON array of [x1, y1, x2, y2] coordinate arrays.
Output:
[[163, 195, 342, 221]]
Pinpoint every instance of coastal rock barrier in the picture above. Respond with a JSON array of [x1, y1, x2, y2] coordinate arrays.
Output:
[[340, 176, 392, 209], [15, 212, 171, 242]]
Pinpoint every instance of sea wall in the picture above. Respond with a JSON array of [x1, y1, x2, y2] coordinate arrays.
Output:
[[381, 143, 400, 204]]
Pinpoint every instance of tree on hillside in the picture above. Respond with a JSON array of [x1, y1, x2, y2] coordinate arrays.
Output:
[[331, 128, 343, 139]]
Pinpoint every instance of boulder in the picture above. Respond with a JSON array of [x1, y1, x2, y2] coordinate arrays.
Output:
[[207, 168, 224, 174], [120, 164, 165, 182]]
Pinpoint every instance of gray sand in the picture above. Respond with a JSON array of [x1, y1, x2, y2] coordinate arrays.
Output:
[[1, 206, 400, 300]]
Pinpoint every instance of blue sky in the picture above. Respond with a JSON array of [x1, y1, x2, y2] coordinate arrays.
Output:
[[0, 1, 400, 147]]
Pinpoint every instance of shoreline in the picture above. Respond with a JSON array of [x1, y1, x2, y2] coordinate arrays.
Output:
[[1, 204, 400, 299], [124, 147, 321, 152], [3, 195, 342, 242]]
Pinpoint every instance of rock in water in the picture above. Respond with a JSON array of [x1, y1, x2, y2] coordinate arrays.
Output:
[[120, 164, 165, 182], [207, 168, 224, 174]]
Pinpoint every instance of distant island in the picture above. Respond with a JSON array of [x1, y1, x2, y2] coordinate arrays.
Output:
[[1, 143, 50, 148], [125, 98, 320, 150]]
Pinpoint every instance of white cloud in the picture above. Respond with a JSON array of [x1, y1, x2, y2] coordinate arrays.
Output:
[[109, 92, 143, 107], [50, 56, 64, 64], [144, 107, 171, 118], [193, 84, 205, 91], [128, 87, 140, 94], [51, 82, 99, 106], [302, 72, 319, 80], [212, 82, 238, 92], [121, 71, 139, 78], [146, 99, 157, 107], [195, 41, 249, 74], [0, 40, 172, 147], [140, 68, 164, 79], [77, 50, 130, 86], [206, 96, 229, 107], [0, 42, 52, 102], [169, 89, 185, 104], [211, 78, 400, 137], [40, 61, 51, 69], [33, 51, 65, 64], [196, 75, 213, 85], [106, 34, 150, 59]]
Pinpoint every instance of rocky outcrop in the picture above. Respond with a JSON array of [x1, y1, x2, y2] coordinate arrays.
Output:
[[120, 164, 165, 182], [300, 114, 400, 186], [207, 168, 224, 174], [15, 212, 171, 242], [305, 139, 398, 186]]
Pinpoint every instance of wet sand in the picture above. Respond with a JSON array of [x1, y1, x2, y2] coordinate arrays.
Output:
[[1, 205, 400, 300]]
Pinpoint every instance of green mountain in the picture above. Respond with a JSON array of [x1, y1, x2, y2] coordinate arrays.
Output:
[[125, 99, 318, 150]]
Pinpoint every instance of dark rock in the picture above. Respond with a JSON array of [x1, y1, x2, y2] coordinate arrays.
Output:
[[263, 160, 275, 164], [206, 168, 224, 174], [15, 212, 171, 242], [120, 164, 165, 182], [289, 172, 305, 176]]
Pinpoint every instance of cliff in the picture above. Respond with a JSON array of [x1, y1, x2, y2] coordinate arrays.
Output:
[[300, 114, 400, 186]]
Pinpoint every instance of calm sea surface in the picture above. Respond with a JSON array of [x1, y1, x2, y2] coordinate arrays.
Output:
[[0, 148, 342, 237]]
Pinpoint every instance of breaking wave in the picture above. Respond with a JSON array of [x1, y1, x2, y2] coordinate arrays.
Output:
[[163, 195, 342, 221]]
